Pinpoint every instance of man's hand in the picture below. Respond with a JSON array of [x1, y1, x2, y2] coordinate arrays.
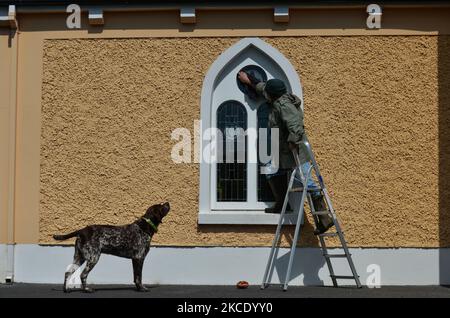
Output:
[[288, 142, 299, 152], [238, 71, 252, 86]]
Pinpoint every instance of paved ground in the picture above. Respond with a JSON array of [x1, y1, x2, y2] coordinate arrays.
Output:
[[0, 283, 450, 298]]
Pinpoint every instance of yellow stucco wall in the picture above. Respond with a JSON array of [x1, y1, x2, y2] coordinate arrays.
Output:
[[0, 30, 12, 244], [38, 35, 449, 247]]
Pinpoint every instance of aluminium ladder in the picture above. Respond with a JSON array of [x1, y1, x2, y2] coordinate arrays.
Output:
[[261, 137, 362, 291]]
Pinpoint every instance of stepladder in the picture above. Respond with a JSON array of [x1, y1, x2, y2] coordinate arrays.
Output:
[[261, 136, 362, 291]]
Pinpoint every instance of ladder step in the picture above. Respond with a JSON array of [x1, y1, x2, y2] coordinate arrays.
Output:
[[318, 232, 339, 237], [311, 210, 330, 216], [290, 187, 322, 193], [323, 253, 349, 258], [330, 275, 359, 279]]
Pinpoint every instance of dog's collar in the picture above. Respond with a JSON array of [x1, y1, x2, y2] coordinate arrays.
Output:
[[141, 217, 158, 233]]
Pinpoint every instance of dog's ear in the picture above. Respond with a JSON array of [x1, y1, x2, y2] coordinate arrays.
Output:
[[145, 203, 170, 221], [155, 204, 166, 219], [144, 204, 156, 216]]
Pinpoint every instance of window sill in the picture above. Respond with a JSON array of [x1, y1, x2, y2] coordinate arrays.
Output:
[[198, 211, 304, 225]]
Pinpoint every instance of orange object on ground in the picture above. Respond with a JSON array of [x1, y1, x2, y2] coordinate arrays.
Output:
[[236, 281, 249, 289]]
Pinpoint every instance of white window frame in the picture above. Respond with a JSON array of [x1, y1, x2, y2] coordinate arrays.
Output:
[[198, 38, 304, 225]]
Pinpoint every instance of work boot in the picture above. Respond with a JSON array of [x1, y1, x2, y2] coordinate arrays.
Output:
[[265, 174, 292, 214], [312, 193, 334, 235]]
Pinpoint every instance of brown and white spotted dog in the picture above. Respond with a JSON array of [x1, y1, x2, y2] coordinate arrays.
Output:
[[53, 202, 170, 293]]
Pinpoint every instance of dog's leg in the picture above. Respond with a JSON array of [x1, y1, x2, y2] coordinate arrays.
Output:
[[64, 245, 85, 293], [64, 264, 78, 293], [80, 252, 100, 293], [132, 258, 147, 292]]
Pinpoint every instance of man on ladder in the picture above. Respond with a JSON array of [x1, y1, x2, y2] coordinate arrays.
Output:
[[238, 71, 334, 235], [239, 71, 361, 290]]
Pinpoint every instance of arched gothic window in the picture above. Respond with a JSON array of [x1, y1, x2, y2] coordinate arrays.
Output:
[[199, 38, 303, 224]]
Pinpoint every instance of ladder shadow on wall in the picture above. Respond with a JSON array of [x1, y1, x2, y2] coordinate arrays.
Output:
[[268, 214, 326, 286], [267, 242, 326, 286]]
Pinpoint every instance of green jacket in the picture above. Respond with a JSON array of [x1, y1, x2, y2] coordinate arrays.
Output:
[[256, 82, 308, 169]]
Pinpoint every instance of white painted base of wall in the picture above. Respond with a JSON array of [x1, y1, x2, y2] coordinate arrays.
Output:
[[0, 245, 7, 283], [3, 245, 450, 286]]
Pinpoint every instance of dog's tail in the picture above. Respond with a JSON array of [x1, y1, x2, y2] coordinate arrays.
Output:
[[53, 230, 80, 241]]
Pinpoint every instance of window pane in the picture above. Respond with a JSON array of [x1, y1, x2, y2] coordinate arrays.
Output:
[[257, 103, 275, 202], [216, 101, 247, 202], [236, 65, 267, 100]]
